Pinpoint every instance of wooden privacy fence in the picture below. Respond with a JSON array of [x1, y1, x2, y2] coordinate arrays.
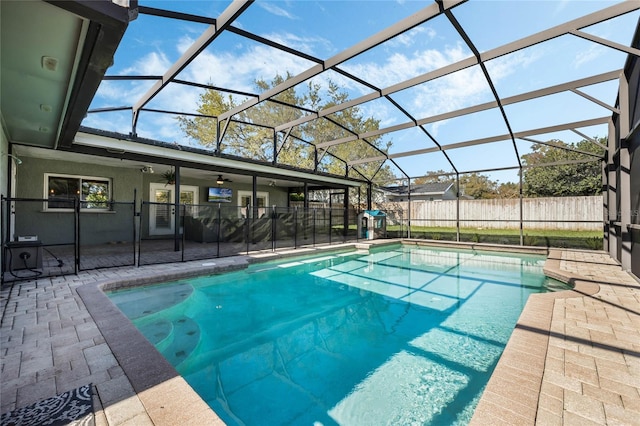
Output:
[[378, 196, 603, 231]]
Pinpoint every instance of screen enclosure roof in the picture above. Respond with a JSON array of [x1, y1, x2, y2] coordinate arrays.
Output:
[[82, 0, 640, 185]]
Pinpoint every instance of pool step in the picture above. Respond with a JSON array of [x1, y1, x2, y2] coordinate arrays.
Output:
[[157, 315, 201, 368]]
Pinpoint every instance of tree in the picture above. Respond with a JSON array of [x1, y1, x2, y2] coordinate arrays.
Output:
[[496, 181, 520, 199], [178, 89, 234, 149], [413, 170, 454, 185], [459, 173, 498, 199], [177, 74, 395, 187], [414, 170, 505, 199], [522, 138, 604, 197]]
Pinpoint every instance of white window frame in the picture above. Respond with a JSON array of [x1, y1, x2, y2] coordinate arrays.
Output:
[[237, 190, 269, 218], [44, 173, 112, 212]]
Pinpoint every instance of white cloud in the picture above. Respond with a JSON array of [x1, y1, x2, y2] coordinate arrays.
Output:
[[262, 32, 333, 56], [573, 44, 605, 68], [88, 21, 538, 144], [552, 0, 570, 17], [388, 26, 436, 48], [93, 79, 156, 106], [183, 44, 313, 92], [82, 109, 132, 134], [484, 49, 540, 81], [120, 50, 172, 76], [258, 2, 297, 20], [340, 41, 472, 92]]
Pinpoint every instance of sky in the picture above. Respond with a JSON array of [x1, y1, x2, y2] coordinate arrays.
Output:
[[83, 0, 639, 184]]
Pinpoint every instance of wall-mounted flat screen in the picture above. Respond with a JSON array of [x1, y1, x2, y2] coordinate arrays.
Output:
[[208, 187, 232, 203]]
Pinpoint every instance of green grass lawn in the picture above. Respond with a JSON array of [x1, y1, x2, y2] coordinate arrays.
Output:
[[387, 225, 601, 239], [384, 225, 603, 250]]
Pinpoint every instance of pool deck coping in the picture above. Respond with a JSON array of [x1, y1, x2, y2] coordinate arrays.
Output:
[[2, 240, 639, 425]]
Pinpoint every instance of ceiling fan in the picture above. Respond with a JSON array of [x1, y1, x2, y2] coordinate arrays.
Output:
[[216, 174, 232, 185]]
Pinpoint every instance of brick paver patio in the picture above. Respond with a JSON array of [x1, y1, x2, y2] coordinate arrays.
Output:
[[472, 248, 640, 425], [2, 243, 639, 425]]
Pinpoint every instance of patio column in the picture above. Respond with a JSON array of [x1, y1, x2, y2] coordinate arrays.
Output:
[[617, 72, 632, 270], [607, 119, 618, 259]]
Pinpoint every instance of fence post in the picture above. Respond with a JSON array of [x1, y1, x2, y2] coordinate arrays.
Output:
[[1, 196, 5, 285], [294, 207, 298, 248], [272, 206, 277, 252], [216, 203, 221, 258], [456, 173, 460, 242], [330, 208, 334, 245], [138, 202, 144, 267], [75, 197, 79, 274], [407, 187, 411, 239], [245, 205, 250, 254], [132, 189, 137, 267], [519, 168, 524, 246], [180, 204, 185, 262]]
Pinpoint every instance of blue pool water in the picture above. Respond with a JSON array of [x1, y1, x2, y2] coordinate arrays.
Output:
[[108, 245, 567, 425]]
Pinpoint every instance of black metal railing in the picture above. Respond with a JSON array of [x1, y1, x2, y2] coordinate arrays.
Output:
[[137, 202, 363, 265], [1, 196, 136, 284], [1, 192, 607, 284]]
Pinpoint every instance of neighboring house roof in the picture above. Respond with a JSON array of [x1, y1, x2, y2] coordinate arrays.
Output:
[[383, 182, 455, 197]]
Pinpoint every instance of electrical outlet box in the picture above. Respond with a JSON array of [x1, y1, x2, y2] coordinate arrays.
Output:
[[4, 241, 42, 270]]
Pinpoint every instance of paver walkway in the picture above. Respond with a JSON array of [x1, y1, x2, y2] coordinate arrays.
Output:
[[2, 245, 639, 425], [472, 249, 640, 425]]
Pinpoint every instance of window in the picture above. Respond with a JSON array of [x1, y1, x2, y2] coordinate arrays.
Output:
[[237, 191, 269, 218], [45, 174, 111, 210]]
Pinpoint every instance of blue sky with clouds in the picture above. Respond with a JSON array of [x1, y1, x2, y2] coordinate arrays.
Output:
[[84, 1, 639, 183]]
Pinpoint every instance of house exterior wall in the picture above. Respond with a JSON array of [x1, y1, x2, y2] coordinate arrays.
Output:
[[13, 156, 142, 245], [13, 156, 290, 245]]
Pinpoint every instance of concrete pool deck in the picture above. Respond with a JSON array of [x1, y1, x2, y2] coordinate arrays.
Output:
[[1, 243, 639, 425]]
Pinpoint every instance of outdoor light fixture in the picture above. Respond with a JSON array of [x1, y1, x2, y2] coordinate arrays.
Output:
[[8, 154, 22, 165], [216, 175, 224, 185], [41, 56, 58, 72], [141, 165, 154, 173]]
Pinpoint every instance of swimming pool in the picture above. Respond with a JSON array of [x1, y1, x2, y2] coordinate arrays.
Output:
[[108, 244, 566, 425]]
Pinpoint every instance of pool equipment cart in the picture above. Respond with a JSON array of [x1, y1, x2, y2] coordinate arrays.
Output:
[[358, 210, 387, 240]]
